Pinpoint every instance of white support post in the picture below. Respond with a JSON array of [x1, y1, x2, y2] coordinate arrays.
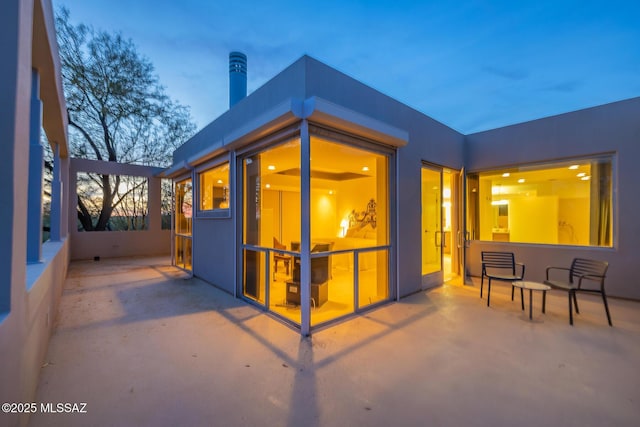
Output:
[[27, 69, 43, 263], [50, 142, 62, 241]]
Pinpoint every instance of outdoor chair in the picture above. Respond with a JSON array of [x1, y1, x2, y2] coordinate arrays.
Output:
[[544, 258, 612, 326], [481, 251, 525, 307]]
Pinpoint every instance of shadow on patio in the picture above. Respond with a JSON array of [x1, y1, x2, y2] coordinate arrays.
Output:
[[29, 257, 640, 427]]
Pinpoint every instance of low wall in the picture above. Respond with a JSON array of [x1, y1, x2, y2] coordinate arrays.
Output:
[[0, 239, 69, 427], [70, 230, 171, 260]]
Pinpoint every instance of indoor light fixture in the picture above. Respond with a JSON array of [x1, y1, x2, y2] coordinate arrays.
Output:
[[267, 165, 276, 170], [569, 165, 579, 170], [577, 172, 586, 177], [217, 179, 223, 184], [362, 166, 369, 172], [518, 178, 525, 183], [502, 172, 510, 177], [581, 176, 591, 181], [265, 183, 271, 189], [491, 200, 509, 205]]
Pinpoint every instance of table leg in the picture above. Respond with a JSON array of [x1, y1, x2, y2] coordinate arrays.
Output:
[[529, 289, 533, 320]]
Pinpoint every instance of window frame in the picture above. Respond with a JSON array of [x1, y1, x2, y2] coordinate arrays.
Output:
[[195, 154, 232, 219], [466, 153, 615, 248]]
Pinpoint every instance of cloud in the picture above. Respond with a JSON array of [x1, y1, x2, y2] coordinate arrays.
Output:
[[543, 80, 582, 93], [482, 65, 529, 81]]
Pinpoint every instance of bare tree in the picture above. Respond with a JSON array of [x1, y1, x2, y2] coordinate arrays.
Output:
[[55, 8, 196, 231]]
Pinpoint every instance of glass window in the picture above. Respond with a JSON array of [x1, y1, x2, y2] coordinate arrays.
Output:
[[199, 162, 230, 211], [243, 137, 301, 317], [467, 156, 613, 247], [175, 178, 192, 236], [310, 135, 388, 247], [243, 139, 301, 248], [175, 177, 192, 271]]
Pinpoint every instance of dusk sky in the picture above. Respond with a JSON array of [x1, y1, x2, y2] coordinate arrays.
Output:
[[54, 0, 639, 134]]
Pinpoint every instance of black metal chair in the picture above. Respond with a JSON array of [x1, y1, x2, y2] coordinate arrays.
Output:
[[544, 258, 612, 326], [481, 251, 525, 307]]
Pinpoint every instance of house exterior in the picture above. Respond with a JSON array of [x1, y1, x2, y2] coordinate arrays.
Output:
[[1, 4, 638, 420], [166, 54, 640, 335]]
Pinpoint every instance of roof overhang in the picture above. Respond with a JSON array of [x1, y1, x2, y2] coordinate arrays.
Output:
[[161, 96, 408, 178], [32, 0, 68, 157]]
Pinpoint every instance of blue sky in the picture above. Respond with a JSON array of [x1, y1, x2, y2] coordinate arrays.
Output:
[[54, 0, 640, 134]]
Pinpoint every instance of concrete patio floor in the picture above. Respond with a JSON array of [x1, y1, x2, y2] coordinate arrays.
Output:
[[29, 256, 640, 427]]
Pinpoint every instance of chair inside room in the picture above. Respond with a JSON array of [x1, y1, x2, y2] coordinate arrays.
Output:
[[272, 237, 291, 279], [544, 258, 612, 326], [480, 251, 525, 307], [286, 243, 332, 307]]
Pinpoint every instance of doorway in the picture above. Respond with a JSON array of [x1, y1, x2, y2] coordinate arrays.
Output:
[[421, 165, 462, 288]]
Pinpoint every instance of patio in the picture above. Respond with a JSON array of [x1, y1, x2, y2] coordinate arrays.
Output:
[[29, 256, 640, 427]]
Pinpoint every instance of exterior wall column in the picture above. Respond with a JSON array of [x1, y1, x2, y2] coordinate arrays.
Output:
[[300, 120, 311, 336], [148, 176, 161, 231], [49, 142, 62, 241], [27, 69, 44, 263]]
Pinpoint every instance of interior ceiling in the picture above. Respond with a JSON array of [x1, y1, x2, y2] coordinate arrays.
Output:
[[259, 136, 382, 175], [277, 168, 370, 181], [482, 164, 592, 187]]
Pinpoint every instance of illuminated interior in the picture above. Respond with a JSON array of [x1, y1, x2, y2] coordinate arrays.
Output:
[[199, 162, 230, 210], [175, 178, 193, 270], [467, 156, 613, 246], [242, 131, 390, 327]]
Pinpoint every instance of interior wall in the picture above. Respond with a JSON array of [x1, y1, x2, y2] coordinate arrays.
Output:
[[558, 198, 589, 245], [509, 196, 558, 244]]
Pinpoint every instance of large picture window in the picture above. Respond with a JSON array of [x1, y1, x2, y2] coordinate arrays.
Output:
[[467, 155, 613, 247], [241, 127, 392, 330]]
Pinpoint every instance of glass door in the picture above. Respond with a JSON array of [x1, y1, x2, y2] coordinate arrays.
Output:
[[421, 165, 442, 288], [174, 177, 193, 271]]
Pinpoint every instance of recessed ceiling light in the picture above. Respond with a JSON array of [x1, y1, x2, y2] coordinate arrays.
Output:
[[362, 166, 369, 172], [502, 172, 510, 177], [329, 190, 334, 195], [569, 165, 579, 170], [265, 183, 271, 189], [581, 176, 591, 181], [217, 179, 223, 184], [577, 172, 586, 177], [518, 178, 525, 183], [267, 165, 276, 171]]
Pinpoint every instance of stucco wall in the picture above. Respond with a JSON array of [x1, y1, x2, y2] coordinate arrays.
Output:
[[0, 2, 70, 426], [192, 218, 236, 294], [69, 158, 170, 260], [465, 97, 640, 300]]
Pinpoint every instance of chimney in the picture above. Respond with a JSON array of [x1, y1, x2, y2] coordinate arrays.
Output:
[[229, 51, 247, 108]]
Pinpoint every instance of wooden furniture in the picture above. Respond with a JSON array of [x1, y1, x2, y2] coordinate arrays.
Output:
[[272, 237, 291, 278], [544, 258, 612, 326], [481, 251, 525, 307]]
